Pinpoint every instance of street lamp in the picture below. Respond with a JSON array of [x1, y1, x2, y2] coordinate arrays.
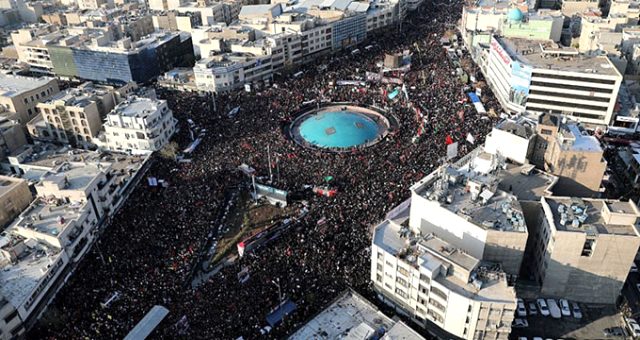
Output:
[[271, 278, 283, 304]]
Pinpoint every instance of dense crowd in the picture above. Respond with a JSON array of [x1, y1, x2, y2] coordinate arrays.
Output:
[[30, 0, 503, 338]]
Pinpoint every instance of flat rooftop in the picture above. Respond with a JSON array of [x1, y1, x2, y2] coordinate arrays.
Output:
[[112, 97, 162, 118], [14, 198, 85, 237], [373, 220, 515, 302], [0, 234, 63, 308], [545, 197, 640, 236], [497, 164, 558, 201], [0, 74, 53, 98], [495, 119, 535, 139], [412, 159, 528, 233], [557, 124, 603, 152], [288, 289, 424, 340], [39, 162, 102, 191], [496, 36, 621, 77], [44, 85, 108, 108]]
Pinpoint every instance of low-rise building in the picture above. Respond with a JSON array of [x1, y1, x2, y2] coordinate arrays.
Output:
[[484, 117, 536, 164], [193, 53, 272, 92], [0, 114, 27, 160], [289, 289, 425, 339], [101, 96, 177, 154]]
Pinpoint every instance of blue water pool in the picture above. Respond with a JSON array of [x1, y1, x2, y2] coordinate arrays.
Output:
[[298, 111, 383, 148]]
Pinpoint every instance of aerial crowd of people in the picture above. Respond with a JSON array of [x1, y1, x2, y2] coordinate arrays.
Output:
[[30, 0, 504, 338]]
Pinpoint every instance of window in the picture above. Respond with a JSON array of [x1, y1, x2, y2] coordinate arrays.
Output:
[[581, 239, 596, 257], [377, 252, 383, 260], [377, 263, 383, 271], [396, 276, 408, 288], [79, 112, 85, 119], [3, 310, 18, 323], [395, 287, 408, 299], [397, 266, 409, 277], [430, 286, 447, 300], [420, 273, 430, 283], [429, 298, 446, 311], [81, 120, 87, 127], [376, 274, 382, 282], [540, 128, 552, 135], [83, 128, 89, 135]]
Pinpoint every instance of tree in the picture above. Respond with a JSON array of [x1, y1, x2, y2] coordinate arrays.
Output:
[[159, 141, 178, 160]]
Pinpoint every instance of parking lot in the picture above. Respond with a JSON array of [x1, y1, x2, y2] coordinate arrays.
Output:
[[510, 297, 629, 339]]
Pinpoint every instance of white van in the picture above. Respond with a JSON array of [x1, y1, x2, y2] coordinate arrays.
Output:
[[546, 299, 562, 319]]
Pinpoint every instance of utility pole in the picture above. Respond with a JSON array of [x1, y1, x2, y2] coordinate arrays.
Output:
[[267, 145, 273, 184], [272, 278, 283, 304]]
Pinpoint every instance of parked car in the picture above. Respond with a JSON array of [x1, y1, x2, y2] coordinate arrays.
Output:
[[632, 262, 638, 273], [636, 283, 640, 293], [518, 338, 528, 340], [571, 302, 582, 319], [603, 327, 626, 337], [626, 318, 640, 338], [559, 299, 571, 317], [537, 299, 550, 316], [546, 299, 562, 319], [528, 302, 538, 316], [517, 298, 527, 317], [512, 318, 529, 328]]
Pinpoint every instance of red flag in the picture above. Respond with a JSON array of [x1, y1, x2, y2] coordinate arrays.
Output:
[[445, 135, 454, 145]]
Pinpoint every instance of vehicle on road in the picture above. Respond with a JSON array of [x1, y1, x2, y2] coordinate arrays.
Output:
[[626, 318, 640, 338], [603, 327, 627, 337], [559, 299, 571, 317], [528, 302, 538, 316], [636, 283, 640, 293], [571, 302, 582, 319], [517, 298, 527, 317], [537, 299, 550, 316], [512, 318, 528, 328], [632, 262, 638, 273], [546, 299, 561, 319]]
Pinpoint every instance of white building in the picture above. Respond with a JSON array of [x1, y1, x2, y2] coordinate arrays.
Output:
[[101, 97, 177, 154], [193, 53, 273, 93], [484, 36, 623, 127], [484, 117, 536, 164], [371, 150, 521, 340]]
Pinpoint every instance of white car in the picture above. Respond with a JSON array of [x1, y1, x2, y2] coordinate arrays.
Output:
[[546, 299, 562, 319], [559, 299, 571, 317], [537, 299, 550, 316], [632, 263, 639, 273], [627, 318, 640, 338], [528, 302, 538, 315], [517, 298, 527, 317], [571, 302, 582, 319]]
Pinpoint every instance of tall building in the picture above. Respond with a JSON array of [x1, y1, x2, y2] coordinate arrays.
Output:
[[533, 114, 607, 196], [33, 82, 118, 148], [484, 36, 623, 127], [101, 96, 178, 154], [371, 150, 521, 340], [531, 197, 640, 303], [47, 31, 194, 84]]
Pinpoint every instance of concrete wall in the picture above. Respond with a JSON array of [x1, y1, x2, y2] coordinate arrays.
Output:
[[484, 229, 528, 276]]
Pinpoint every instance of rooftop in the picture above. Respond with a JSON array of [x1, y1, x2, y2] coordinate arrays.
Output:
[[411, 150, 528, 233], [495, 36, 621, 77], [43, 83, 110, 108], [374, 218, 515, 302], [37, 162, 103, 192], [556, 124, 602, 152], [495, 118, 535, 139], [544, 197, 640, 236], [0, 74, 54, 98], [497, 164, 558, 201], [13, 197, 85, 237], [0, 233, 63, 309], [111, 97, 163, 118], [288, 289, 424, 340]]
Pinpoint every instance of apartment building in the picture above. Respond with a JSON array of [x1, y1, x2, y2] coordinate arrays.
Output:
[[0, 73, 59, 125], [289, 289, 425, 339], [484, 117, 536, 164], [484, 36, 622, 127], [372, 150, 522, 340], [193, 53, 272, 92], [101, 96, 178, 154], [0, 176, 31, 229], [32, 82, 118, 148], [533, 115, 607, 196], [531, 197, 640, 303]]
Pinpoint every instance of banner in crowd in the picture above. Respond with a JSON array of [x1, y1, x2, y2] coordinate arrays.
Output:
[[336, 80, 366, 86], [447, 142, 458, 160], [467, 92, 486, 114], [228, 106, 240, 117], [388, 88, 400, 100]]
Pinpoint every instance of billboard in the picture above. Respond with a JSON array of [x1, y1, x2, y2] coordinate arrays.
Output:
[[509, 61, 532, 107], [490, 36, 511, 67]]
